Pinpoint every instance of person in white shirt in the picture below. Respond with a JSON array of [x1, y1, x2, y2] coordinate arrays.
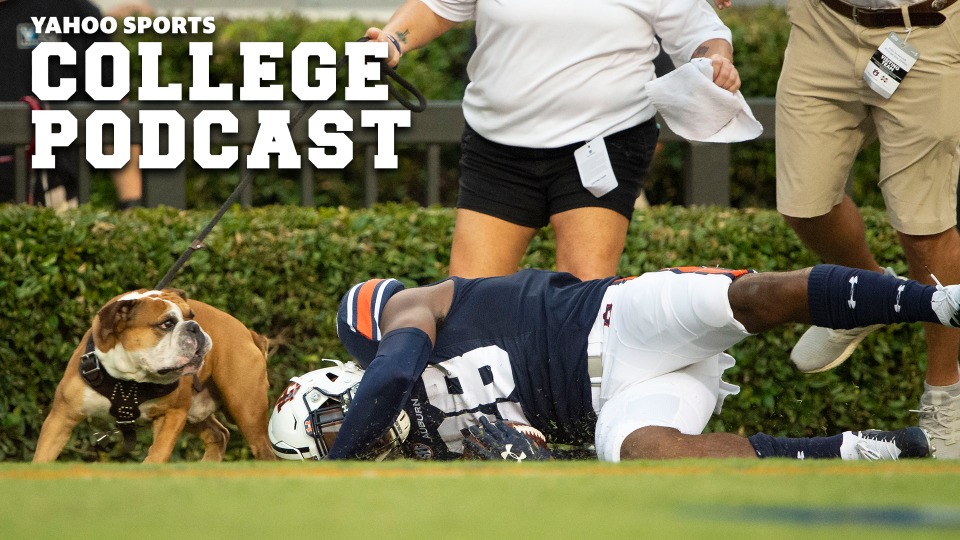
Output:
[[366, 0, 741, 282]]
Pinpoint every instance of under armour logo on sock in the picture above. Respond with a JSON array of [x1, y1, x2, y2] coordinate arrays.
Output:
[[848, 276, 858, 309]]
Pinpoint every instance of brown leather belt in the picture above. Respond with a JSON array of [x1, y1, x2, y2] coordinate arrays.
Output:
[[820, 0, 955, 27]]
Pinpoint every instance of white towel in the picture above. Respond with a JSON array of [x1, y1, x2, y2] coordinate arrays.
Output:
[[644, 58, 763, 143]]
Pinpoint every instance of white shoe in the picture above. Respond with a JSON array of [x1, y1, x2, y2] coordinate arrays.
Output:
[[790, 267, 902, 373], [791, 325, 883, 373], [840, 428, 931, 461], [930, 284, 960, 328], [914, 383, 960, 459]]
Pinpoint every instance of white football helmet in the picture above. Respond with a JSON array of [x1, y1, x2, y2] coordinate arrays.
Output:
[[268, 359, 410, 461]]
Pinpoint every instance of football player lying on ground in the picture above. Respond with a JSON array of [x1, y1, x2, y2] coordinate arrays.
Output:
[[309, 265, 960, 462], [269, 359, 927, 462]]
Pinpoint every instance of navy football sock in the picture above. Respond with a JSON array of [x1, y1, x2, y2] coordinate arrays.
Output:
[[748, 432, 843, 459], [807, 264, 939, 329]]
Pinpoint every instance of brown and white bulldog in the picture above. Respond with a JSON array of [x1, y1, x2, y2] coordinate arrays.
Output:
[[33, 288, 276, 462]]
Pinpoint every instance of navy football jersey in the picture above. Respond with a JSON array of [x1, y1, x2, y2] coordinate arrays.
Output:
[[397, 269, 616, 460]]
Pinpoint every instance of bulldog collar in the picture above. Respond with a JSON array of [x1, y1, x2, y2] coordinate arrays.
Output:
[[78, 336, 181, 452]]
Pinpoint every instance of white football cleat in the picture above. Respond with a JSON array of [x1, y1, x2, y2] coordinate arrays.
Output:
[[791, 325, 883, 374], [840, 428, 931, 461], [791, 267, 902, 373], [930, 284, 960, 328]]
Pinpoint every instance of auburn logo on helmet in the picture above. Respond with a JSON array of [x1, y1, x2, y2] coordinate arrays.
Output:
[[276, 382, 301, 413]]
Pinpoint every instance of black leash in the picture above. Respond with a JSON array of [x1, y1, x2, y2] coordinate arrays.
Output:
[[155, 38, 426, 290]]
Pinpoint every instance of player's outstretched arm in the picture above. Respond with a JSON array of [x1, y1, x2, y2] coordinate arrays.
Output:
[[327, 284, 452, 459], [325, 327, 433, 459], [365, 0, 459, 67]]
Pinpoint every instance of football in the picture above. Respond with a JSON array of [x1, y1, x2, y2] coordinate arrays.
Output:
[[461, 419, 548, 460], [503, 421, 548, 449]]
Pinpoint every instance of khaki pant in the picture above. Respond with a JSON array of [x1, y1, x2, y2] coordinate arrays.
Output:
[[776, 0, 960, 235]]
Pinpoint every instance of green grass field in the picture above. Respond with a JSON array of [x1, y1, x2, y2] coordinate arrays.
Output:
[[3, 460, 960, 539]]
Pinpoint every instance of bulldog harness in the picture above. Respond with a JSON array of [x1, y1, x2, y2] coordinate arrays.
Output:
[[78, 335, 185, 452]]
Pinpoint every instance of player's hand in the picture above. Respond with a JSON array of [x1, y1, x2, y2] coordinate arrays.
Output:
[[712, 0, 732, 10], [709, 54, 741, 93], [463, 417, 552, 462], [364, 27, 401, 68]]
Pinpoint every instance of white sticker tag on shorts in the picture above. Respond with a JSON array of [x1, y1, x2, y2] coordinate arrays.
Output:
[[863, 32, 919, 99], [574, 136, 618, 198]]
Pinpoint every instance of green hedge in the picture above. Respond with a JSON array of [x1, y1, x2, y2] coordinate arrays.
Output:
[[0, 204, 928, 461], [84, 8, 885, 211]]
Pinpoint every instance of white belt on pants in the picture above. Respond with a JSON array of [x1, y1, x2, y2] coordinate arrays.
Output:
[[587, 286, 620, 412], [587, 289, 611, 413], [588, 355, 603, 381]]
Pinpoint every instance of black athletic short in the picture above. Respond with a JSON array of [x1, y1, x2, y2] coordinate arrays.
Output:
[[456, 117, 658, 229]]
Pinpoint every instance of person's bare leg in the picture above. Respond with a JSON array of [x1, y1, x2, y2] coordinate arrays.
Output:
[[899, 228, 960, 386], [619, 426, 757, 460], [783, 195, 884, 273], [727, 269, 812, 333], [550, 207, 629, 281], [110, 144, 142, 207], [783, 196, 887, 372], [448, 209, 538, 278]]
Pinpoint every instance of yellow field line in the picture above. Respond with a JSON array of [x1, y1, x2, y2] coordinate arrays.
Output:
[[4, 462, 960, 481]]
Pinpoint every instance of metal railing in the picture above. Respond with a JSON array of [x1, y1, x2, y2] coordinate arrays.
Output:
[[0, 99, 776, 208]]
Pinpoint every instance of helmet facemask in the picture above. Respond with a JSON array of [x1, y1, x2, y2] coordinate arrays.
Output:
[[269, 360, 410, 461], [304, 387, 410, 461], [301, 385, 356, 460]]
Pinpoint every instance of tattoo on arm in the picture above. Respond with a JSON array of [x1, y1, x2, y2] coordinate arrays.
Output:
[[692, 46, 710, 58], [395, 29, 410, 44]]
